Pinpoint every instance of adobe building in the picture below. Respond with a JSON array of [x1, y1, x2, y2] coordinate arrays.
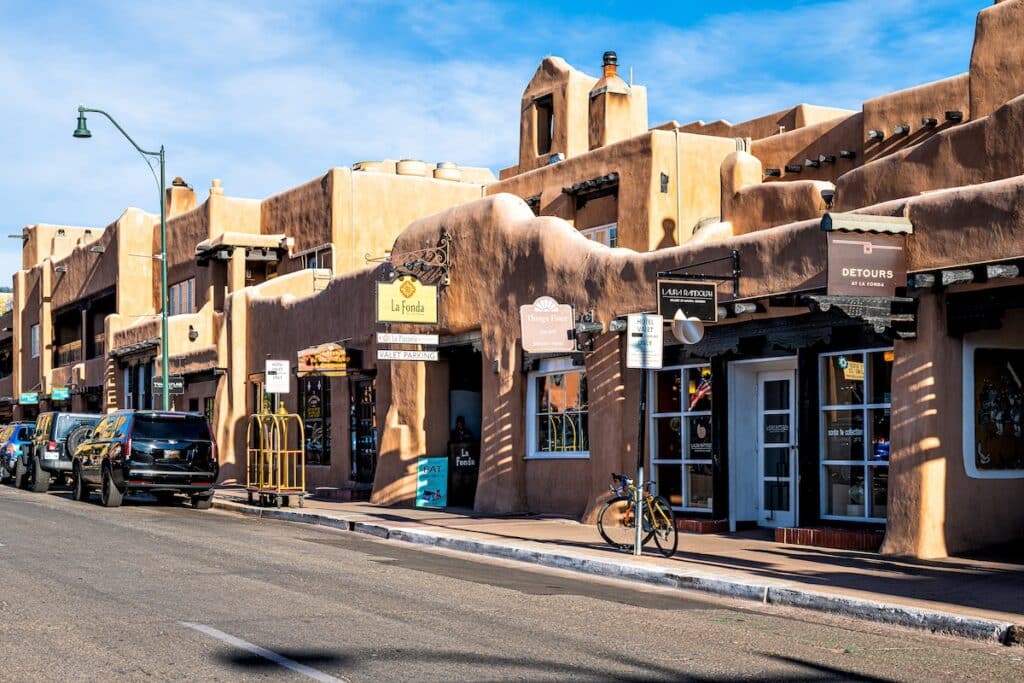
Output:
[[5, 0, 1024, 560]]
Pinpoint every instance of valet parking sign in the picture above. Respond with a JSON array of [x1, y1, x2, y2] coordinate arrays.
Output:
[[626, 314, 663, 370]]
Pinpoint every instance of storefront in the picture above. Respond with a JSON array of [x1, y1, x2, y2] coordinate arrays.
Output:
[[650, 311, 895, 537]]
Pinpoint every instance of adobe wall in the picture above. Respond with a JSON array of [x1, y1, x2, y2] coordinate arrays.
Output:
[[679, 104, 856, 141], [969, 0, 1024, 119], [884, 297, 1024, 558], [513, 57, 597, 177], [750, 113, 863, 185], [490, 131, 736, 251], [720, 151, 831, 235], [20, 225, 99, 270], [835, 94, 1024, 211], [648, 131, 737, 250], [862, 74, 970, 163], [262, 174, 332, 265], [49, 225, 118, 310]]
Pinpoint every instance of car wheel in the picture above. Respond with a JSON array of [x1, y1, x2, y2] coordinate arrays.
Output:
[[191, 493, 213, 510], [71, 465, 90, 502], [30, 457, 51, 493], [100, 468, 123, 508], [13, 457, 27, 489]]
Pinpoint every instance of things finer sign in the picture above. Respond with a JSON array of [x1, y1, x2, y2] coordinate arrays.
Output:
[[827, 233, 907, 297], [519, 296, 575, 353]]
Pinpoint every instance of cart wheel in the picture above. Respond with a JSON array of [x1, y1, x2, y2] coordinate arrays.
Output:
[[298, 496, 305, 509], [275, 495, 282, 508], [247, 491, 254, 505], [281, 496, 290, 508]]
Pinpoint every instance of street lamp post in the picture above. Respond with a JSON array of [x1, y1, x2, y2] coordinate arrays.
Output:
[[74, 106, 170, 411]]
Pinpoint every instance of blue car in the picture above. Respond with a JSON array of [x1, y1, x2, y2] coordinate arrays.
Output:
[[1, 423, 36, 486]]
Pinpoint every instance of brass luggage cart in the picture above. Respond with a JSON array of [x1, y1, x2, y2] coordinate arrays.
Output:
[[245, 408, 306, 508]]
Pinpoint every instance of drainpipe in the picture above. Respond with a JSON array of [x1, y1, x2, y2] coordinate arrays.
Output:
[[674, 128, 682, 245]]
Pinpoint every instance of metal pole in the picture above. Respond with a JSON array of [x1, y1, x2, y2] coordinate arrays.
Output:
[[634, 367, 648, 556], [159, 146, 170, 411]]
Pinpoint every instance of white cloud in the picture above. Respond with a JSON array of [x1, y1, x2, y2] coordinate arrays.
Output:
[[0, 0, 990, 281]]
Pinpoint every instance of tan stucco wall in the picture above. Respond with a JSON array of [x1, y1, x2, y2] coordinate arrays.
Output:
[[678, 104, 856, 140], [862, 74, 970, 163], [969, 0, 1024, 119], [511, 56, 597, 177], [490, 130, 735, 252], [720, 151, 832, 235], [750, 113, 863, 185], [835, 94, 1024, 211], [884, 298, 1024, 558]]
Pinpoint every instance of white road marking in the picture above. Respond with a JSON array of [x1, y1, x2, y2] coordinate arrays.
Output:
[[180, 621, 349, 683]]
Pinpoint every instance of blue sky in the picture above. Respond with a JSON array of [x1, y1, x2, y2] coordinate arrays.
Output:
[[0, 0, 986, 281]]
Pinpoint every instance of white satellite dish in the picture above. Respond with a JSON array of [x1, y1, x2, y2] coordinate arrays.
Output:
[[671, 309, 705, 345]]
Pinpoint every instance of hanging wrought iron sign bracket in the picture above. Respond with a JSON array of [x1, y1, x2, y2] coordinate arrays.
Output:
[[366, 228, 452, 286], [657, 250, 740, 298], [804, 294, 918, 339]]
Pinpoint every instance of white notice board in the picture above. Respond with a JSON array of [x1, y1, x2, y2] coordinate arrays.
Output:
[[626, 314, 663, 369], [265, 359, 291, 394]]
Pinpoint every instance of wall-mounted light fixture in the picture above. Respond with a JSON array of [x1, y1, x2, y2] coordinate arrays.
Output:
[[188, 325, 199, 342], [764, 168, 782, 177], [820, 188, 836, 209], [867, 129, 885, 141], [88, 245, 105, 254], [945, 110, 964, 122], [839, 149, 857, 159], [921, 117, 938, 128], [784, 164, 803, 173], [893, 123, 911, 136]]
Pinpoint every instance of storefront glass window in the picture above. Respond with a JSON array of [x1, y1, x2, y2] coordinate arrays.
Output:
[[526, 359, 589, 458], [299, 375, 331, 465], [650, 365, 714, 511], [820, 349, 892, 522]]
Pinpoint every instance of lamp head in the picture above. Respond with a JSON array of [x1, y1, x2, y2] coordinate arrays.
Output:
[[73, 108, 91, 139]]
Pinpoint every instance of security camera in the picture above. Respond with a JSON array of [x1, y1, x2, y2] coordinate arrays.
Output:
[[820, 188, 836, 209]]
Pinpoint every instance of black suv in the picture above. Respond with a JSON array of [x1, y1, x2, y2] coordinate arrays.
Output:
[[71, 411, 218, 509], [25, 412, 103, 493]]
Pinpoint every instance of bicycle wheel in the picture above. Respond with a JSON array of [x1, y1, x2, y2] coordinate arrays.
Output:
[[598, 496, 654, 550], [648, 496, 678, 558]]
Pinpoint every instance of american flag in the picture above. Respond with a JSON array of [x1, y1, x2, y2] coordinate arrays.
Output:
[[689, 374, 712, 410]]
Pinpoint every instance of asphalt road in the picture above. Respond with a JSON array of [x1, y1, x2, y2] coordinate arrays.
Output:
[[0, 485, 1019, 682]]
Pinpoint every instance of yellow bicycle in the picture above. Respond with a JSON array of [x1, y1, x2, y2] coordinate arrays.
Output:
[[597, 472, 678, 558]]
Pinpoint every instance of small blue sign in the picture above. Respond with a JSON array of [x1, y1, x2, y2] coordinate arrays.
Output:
[[19, 392, 38, 405], [416, 457, 448, 509], [51, 387, 70, 401]]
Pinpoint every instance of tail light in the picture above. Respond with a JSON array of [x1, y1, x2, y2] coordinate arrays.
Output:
[[47, 440, 58, 451], [211, 435, 218, 463], [4, 444, 14, 454]]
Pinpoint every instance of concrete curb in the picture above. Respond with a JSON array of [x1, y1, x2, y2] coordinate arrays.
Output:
[[212, 497, 1019, 645]]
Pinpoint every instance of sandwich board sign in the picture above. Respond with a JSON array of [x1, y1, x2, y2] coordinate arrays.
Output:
[[416, 456, 448, 508]]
